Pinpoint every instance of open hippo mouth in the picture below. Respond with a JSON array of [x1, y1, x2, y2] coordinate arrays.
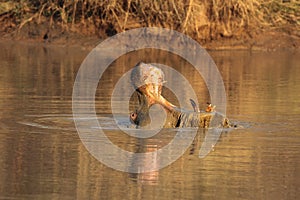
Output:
[[129, 62, 230, 128]]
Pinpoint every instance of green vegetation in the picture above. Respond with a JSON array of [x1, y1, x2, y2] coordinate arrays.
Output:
[[0, 0, 299, 41]]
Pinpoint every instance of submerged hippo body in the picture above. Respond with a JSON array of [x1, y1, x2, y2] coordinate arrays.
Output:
[[129, 62, 230, 129]]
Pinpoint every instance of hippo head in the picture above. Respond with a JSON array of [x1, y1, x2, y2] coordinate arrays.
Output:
[[129, 62, 231, 128], [129, 62, 175, 127]]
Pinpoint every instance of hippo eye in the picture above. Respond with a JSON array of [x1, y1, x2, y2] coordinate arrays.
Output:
[[130, 113, 137, 119]]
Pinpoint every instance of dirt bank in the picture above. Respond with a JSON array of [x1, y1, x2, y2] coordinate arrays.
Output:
[[0, 0, 299, 51], [2, 25, 298, 51]]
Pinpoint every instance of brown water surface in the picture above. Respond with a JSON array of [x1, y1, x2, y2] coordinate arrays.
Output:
[[0, 41, 299, 200]]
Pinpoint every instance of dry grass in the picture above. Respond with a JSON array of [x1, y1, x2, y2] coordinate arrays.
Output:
[[0, 0, 299, 40]]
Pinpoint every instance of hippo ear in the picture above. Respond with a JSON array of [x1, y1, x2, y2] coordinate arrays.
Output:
[[190, 99, 200, 112]]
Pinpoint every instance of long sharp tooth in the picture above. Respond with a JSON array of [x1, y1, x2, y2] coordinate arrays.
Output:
[[157, 95, 176, 112], [190, 99, 200, 112]]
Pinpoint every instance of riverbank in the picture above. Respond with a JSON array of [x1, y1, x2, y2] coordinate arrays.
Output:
[[1, 0, 299, 51], [1, 26, 299, 52], [1, 25, 300, 51]]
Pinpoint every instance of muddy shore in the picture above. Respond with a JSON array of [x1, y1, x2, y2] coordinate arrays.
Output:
[[1, 0, 299, 51], [1, 25, 299, 52]]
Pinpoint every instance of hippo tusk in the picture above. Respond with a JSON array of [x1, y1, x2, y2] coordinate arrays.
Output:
[[147, 91, 176, 112], [190, 99, 200, 112]]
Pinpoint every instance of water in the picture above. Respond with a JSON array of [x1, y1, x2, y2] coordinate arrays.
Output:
[[0, 41, 299, 199]]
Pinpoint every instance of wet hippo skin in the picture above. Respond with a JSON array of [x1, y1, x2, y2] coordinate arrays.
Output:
[[129, 62, 230, 128]]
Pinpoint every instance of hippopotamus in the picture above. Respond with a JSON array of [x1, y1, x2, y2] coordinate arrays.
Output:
[[129, 62, 230, 129]]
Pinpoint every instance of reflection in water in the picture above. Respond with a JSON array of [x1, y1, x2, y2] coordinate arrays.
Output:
[[0, 41, 299, 199], [129, 140, 160, 185]]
